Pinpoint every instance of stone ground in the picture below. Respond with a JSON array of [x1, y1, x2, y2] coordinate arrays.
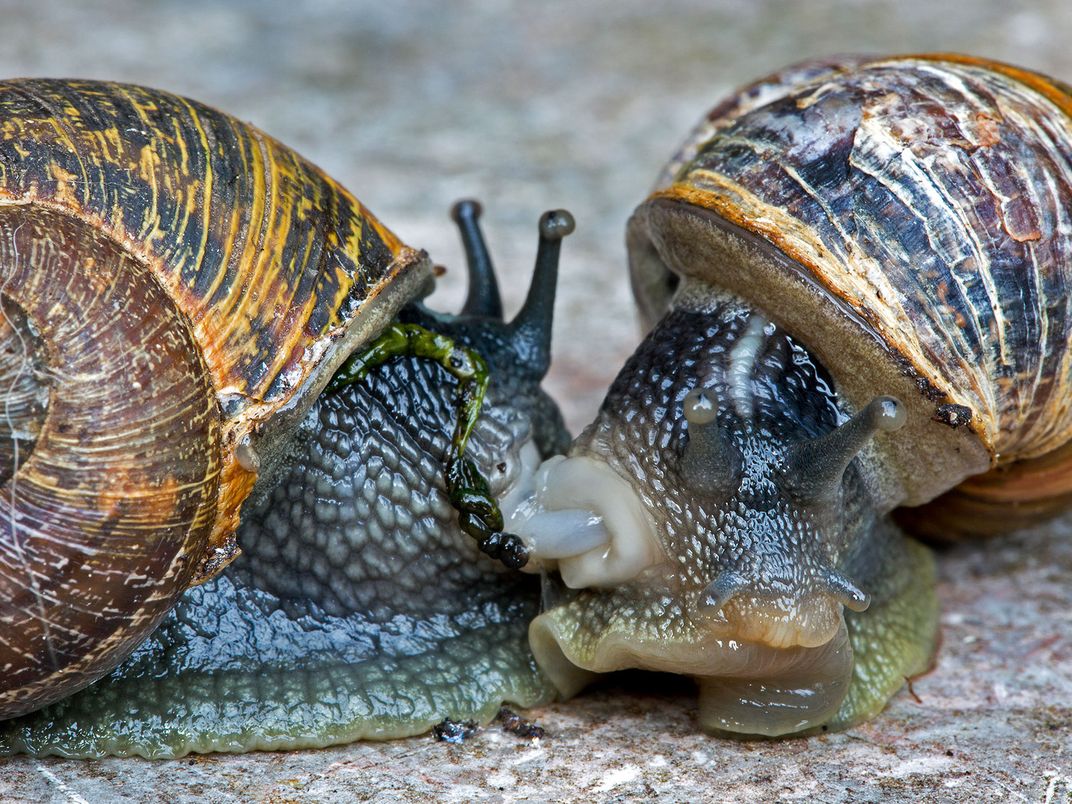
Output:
[[0, 0, 1070, 801]]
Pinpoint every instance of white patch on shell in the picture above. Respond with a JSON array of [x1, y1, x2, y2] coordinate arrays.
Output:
[[235, 435, 261, 472]]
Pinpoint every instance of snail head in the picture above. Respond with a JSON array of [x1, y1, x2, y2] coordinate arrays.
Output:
[[405, 200, 576, 459], [513, 290, 911, 737]]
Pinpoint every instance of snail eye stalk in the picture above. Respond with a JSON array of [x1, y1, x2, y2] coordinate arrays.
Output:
[[450, 200, 574, 382], [451, 199, 504, 320], [508, 209, 575, 380], [680, 387, 741, 497], [783, 395, 906, 501]]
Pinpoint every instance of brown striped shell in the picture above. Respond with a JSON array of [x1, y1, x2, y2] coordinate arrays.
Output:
[[627, 54, 1072, 537], [0, 79, 429, 718]]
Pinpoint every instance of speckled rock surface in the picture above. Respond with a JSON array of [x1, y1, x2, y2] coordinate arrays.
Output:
[[0, 0, 1070, 800]]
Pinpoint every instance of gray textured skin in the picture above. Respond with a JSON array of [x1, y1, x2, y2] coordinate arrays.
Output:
[[0, 303, 565, 758], [237, 335, 532, 621]]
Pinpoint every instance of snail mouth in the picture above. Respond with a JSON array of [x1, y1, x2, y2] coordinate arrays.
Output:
[[529, 593, 853, 737], [712, 596, 844, 650], [503, 454, 663, 588]]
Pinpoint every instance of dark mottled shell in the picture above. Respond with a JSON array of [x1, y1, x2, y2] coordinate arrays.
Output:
[[0, 80, 428, 718], [628, 55, 1072, 529]]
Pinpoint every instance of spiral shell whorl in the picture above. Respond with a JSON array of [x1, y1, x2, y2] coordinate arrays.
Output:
[[630, 55, 1072, 522], [0, 206, 219, 718], [0, 79, 427, 558], [0, 80, 427, 718]]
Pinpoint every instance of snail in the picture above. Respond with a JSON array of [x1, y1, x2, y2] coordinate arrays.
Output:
[[0, 79, 570, 757], [518, 52, 1072, 738], [0, 52, 1069, 756]]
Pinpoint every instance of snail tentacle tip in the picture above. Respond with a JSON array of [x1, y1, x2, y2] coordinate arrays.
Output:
[[868, 395, 907, 432], [538, 209, 576, 241], [698, 570, 747, 614], [683, 387, 718, 425], [822, 568, 871, 612], [450, 198, 483, 223]]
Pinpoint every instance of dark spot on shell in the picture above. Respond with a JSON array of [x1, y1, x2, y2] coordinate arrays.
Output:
[[193, 539, 241, 582], [934, 403, 973, 428], [890, 351, 946, 403]]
